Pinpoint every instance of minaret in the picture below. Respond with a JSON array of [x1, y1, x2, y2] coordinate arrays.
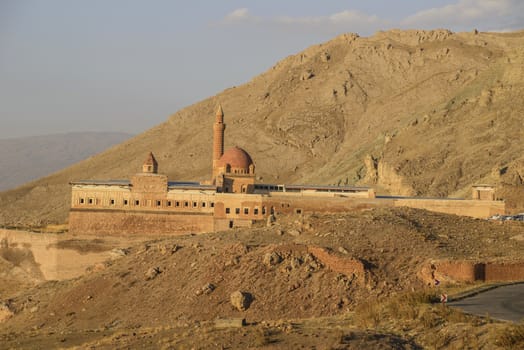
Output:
[[142, 152, 158, 174], [212, 104, 225, 177]]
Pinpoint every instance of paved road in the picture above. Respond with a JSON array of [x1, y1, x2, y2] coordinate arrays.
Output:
[[449, 283, 524, 322]]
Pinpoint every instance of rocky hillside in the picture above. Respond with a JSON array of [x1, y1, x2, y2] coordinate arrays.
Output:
[[1, 208, 523, 348], [1, 29, 523, 226], [0, 132, 132, 192]]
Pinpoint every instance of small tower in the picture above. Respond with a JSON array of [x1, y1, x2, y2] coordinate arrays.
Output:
[[472, 184, 495, 201], [142, 152, 158, 174], [212, 104, 226, 178]]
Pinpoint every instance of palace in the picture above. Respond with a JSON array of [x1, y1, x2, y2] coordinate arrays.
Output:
[[69, 107, 504, 235]]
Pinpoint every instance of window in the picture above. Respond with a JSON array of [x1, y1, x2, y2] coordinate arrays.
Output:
[[156, 200, 161, 207], [244, 208, 249, 215], [235, 208, 240, 214], [210, 202, 215, 208], [167, 200, 172, 207], [193, 201, 198, 208], [254, 208, 259, 215], [135, 200, 140, 206], [225, 208, 230, 214], [79, 198, 85, 204], [124, 199, 128, 205], [262, 207, 266, 215], [295, 208, 302, 214], [88, 198, 93, 204], [175, 201, 180, 207], [184, 201, 189, 207], [110, 199, 115, 205], [202, 202, 206, 208]]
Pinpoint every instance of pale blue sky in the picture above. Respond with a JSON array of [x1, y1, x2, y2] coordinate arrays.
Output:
[[1, 0, 522, 139]]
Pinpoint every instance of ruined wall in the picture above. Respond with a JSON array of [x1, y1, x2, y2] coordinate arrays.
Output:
[[0, 229, 112, 280], [307, 246, 365, 278], [393, 198, 505, 218], [69, 210, 214, 235], [432, 261, 482, 282]]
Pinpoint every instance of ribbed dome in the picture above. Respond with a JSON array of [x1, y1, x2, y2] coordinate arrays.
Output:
[[217, 146, 254, 169]]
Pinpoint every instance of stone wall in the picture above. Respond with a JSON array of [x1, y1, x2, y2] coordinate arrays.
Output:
[[262, 195, 390, 216], [393, 198, 505, 218], [69, 210, 215, 235]]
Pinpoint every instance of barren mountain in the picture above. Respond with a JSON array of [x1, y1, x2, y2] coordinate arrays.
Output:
[[0, 132, 133, 191], [1, 29, 523, 226]]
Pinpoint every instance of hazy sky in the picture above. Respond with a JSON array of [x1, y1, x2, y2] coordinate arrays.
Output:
[[1, 0, 522, 139]]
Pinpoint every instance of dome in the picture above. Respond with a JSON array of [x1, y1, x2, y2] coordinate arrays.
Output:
[[217, 146, 254, 170]]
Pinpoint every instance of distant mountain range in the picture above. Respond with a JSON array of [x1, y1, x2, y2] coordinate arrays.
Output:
[[0, 132, 133, 191]]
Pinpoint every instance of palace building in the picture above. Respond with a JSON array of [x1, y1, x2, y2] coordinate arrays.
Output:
[[68, 107, 504, 235]]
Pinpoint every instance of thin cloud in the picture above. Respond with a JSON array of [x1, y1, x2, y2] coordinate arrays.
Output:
[[221, 8, 385, 34], [224, 8, 252, 22], [276, 10, 380, 26], [221, 3, 523, 35], [402, 0, 524, 31]]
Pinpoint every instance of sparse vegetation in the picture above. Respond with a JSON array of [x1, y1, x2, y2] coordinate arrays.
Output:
[[496, 322, 524, 349]]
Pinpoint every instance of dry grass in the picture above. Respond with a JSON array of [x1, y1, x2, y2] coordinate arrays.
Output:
[[495, 322, 524, 349]]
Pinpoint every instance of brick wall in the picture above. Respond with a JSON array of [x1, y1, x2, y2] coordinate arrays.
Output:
[[430, 260, 524, 282], [485, 262, 524, 281]]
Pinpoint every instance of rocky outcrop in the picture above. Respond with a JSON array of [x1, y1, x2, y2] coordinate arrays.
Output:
[[230, 291, 253, 311]]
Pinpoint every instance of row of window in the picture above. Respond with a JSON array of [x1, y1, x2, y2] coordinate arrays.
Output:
[[225, 206, 264, 216], [78, 197, 214, 209], [223, 206, 301, 216], [76, 198, 302, 215]]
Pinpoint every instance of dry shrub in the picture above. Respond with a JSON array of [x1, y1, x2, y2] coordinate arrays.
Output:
[[424, 331, 454, 350], [354, 301, 381, 329], [387, 290, 438, 322], [436, 305, 468, 324], [419, 309, 440, 329], [496, 323, 524, 349]]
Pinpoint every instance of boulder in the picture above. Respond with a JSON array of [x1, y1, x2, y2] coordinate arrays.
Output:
[[263, 252, 282, 267], [196, 283, 215, 296], [230, 291, 253, 311], [0, 302, 14, 323], [145, 267, 161, 280]]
